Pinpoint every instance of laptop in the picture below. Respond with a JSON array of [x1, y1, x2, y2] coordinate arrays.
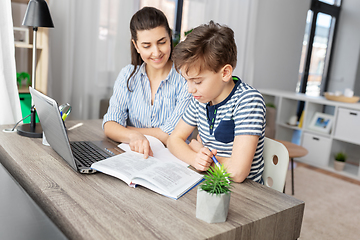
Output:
[[29, 87, 123, 174]]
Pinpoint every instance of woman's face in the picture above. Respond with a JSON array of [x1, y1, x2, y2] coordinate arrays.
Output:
[[132, 26, 171, 71]]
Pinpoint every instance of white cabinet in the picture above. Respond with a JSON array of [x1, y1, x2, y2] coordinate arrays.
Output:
[[259, 89, 360, 180], [334, 108, 360, 144], [301, 133, 331, 167]]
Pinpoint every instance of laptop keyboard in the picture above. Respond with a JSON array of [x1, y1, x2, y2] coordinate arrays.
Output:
[[70, 141, 111, 167]]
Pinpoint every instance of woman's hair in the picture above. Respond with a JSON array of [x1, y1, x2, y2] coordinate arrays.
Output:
[[127, 7, 173, 90], [172, 21, 237, 75]]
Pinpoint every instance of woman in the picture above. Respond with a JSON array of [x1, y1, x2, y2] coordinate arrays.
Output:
[[103, 7, 191, 158]]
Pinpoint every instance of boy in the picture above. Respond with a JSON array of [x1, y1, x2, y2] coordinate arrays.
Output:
[[168, 21, 266, 183]]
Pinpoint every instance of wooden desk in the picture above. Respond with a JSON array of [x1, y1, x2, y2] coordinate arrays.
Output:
[[0, 120, 304, 240]]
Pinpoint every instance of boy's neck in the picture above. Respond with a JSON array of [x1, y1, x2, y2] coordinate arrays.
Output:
[[210, 79, 235, 106]]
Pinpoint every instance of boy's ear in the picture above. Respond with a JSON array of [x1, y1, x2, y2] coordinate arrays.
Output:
[[221, 64, 233, 82], [132, 39, 140, 53]]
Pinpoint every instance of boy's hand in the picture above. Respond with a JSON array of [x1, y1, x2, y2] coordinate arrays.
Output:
[[193, 147, 216, 171], [128, 132, 154, 159]]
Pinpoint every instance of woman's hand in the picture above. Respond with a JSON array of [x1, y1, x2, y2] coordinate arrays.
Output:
[[128, 132, 153, 158]]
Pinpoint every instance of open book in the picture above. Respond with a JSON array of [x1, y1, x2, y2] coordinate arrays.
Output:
[[117, 135, 189, 167], [91, 136, 203, 200]]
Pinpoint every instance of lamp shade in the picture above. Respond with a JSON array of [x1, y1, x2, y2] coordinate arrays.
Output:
[[22, 0, 54, 28]]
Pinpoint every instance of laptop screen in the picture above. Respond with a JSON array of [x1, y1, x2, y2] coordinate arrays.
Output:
[[29, 87, 78, 170]]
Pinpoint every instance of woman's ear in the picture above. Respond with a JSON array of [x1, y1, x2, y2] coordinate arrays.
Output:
[[132, 39, 140, 53], [221, 64, 233, 82]]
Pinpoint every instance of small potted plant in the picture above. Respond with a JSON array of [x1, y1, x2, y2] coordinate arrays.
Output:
[[334, 151, 346, 171], [196, 165, 232, 223]]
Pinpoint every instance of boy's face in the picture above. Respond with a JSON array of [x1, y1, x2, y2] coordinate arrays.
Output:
[[181, 65, 232, 105]]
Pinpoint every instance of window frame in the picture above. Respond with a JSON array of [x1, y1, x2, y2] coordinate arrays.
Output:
[[299, 0, 342, 95]]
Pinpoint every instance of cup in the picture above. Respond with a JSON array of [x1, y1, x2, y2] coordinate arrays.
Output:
[[344, 88, 354, 97], [335, 91, 342, 96], [42, 131, 50, 146]]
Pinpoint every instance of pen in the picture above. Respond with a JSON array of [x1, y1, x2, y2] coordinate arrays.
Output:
[[68, 122, 83, 131], [208, 148, 230, 183]]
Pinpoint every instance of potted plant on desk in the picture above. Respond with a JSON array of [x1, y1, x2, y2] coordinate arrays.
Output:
[[334, 151, 346, 171], [196, 165, 232, 223]]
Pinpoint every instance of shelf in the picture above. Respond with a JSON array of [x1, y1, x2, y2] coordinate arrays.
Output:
[[12, 0, 49, 95], [11, 0, 29, 3], [333, 136, 360, 146], [18, 86, 30, 93], [327, 162, 359, 178], [278, 122, 301, 131], [260, 89, 360, 180], [302, 129, 332, 138], [15, 43, 43, 49]]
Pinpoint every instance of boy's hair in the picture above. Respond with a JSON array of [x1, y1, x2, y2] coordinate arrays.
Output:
[[172, 21, 237, 75], [128, 7, 173, 90]]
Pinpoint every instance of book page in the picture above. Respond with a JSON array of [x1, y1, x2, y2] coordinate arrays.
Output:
[[91, 151, 203, 199], [133, 161, 203, 199], [91, 152, 161, 185], [118, 135, 165, 153], [156, 148, 188, 167], [118, 135, 188, 167]]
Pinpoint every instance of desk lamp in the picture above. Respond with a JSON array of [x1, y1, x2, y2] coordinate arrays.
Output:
[[17, 0, 54, 138]]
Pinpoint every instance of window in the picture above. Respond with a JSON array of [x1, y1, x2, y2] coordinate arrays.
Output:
[[296, 0, 342, 96], [139, 0, 183, 38]]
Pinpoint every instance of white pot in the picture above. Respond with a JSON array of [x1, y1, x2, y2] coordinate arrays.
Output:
[[334, 160, 345, 171], [196, 187, 231, 223]]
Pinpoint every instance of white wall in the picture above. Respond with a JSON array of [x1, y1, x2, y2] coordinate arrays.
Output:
[[251, 0, 311, 91], [250, 0, 360, 95], [328, 0, 360, 95]]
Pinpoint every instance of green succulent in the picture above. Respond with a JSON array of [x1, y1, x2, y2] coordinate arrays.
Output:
[[17, 72, 31, 87], [200, 165, 232, 195], [266, 102, 276, 109], [335, 151, 346, 162]]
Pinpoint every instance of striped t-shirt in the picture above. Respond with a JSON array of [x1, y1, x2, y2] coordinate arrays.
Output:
[[182, 77, 266, 183], [103, 63, 191, 134]]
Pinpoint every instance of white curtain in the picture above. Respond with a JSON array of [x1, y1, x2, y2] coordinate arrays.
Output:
[[48, 0, 135, 120], [181, 0, 258, 86], [0, 0, 22, 125], [47, 0, 258, 121]]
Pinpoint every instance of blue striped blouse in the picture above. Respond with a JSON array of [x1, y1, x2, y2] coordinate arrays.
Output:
[[103, 63, 191, 134]]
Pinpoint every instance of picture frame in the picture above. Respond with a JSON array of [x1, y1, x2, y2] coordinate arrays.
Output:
[[308, 112, 333, 134], [13, 27, 29, 44]]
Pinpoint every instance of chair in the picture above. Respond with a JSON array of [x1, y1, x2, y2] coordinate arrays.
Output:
[[262, 137, 289, 192]]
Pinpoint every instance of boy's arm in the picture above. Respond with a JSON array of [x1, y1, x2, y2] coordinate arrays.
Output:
[[216, 135, 259, 183], [167, 119, 213, 171]]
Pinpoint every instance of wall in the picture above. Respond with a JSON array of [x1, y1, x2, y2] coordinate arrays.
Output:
[[355, 51, 360, 95], [251, 0, 360, 95], [251, 0, 311, 91], [328, 0, 360, 95]]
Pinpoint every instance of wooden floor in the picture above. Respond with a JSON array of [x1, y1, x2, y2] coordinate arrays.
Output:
[[295, 161, 360, 186]]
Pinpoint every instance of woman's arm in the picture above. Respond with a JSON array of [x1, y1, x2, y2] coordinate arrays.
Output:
[[126, 126, 169, 145], [104, 121, 153, 158]]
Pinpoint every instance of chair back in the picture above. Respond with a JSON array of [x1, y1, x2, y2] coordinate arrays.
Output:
[[262, 137, 289, 192]]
